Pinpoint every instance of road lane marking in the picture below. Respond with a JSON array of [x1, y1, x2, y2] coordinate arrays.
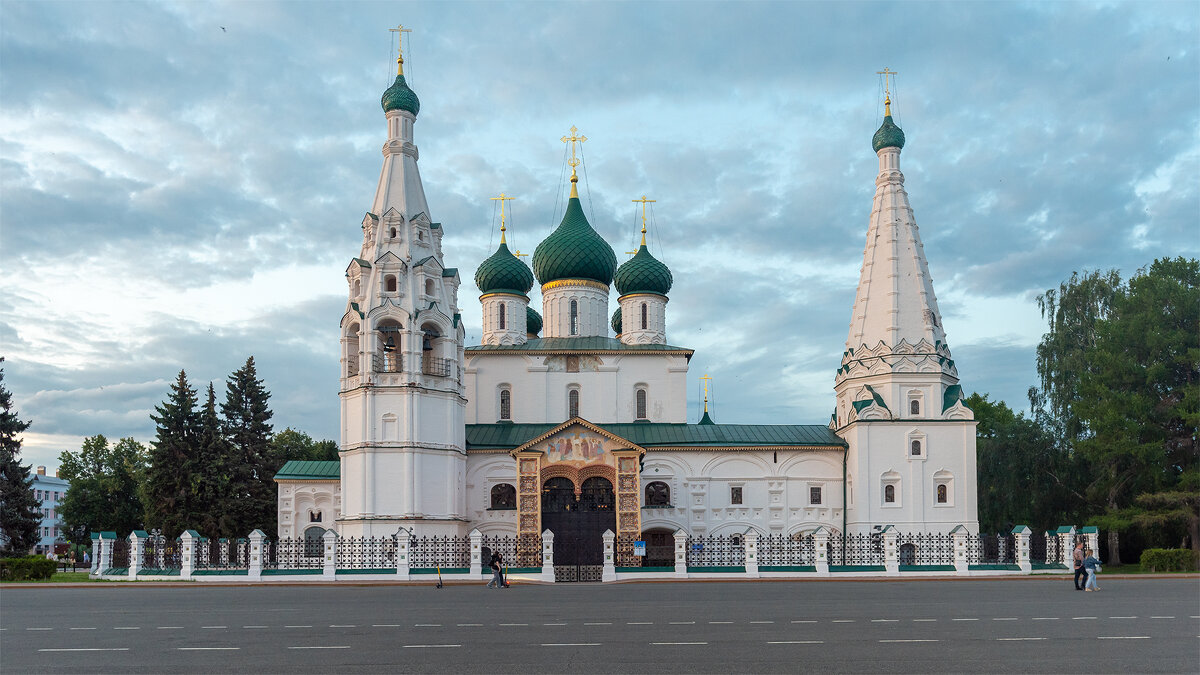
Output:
[[952, 618, 978, 622], [1032, 617, 1059, 621], [1099, 636, 1150, 639], [791, 620, 817, 624], [457, 623, 483, 627], [832, 619, 855, 623], [285, 625, 312, 628], [992, 618, 1017, 621], [750, 621, 774, 624], [373, 624, 401, 627], [288, 645, 351, 649], [669, 621, 695, 625], [768, 640, 823, 644], [1072, 617, 1097, 620], [543, 623, 567, 626], [329, 624, 356, 628], [997, 638, 1045, 641], [871, 619, 898, 623], [1109, 616, 1137, 619], [39, 643, 127, 648], [627, 622, 652, 625], [710, 621, 734, 624], [584, 622, 611, 625], [26, 628, 52, 631], [880, 639, 938, 643], [913, 619, 937, 622], [178, 647, 240, 651], [69, 627, 97, 630], [243, 625, 268, 629], [653, 642, 707, 645], [541, 643, 600, 646], [403, 644, 461, 648], [1150, 616, 1175, 619], [416, 624, 442, 627], [202, 626, 227, 629], [115, 627, 141, 630], [499, 623, 528, 626]]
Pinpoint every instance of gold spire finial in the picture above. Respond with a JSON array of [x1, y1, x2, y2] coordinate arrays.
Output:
[[490, 192, 515, 245], [699, 373, 713, 413], [632, 195, 656, 247], [561, 125, 587, 197], [390, 24, 412, 75], [876, 67, 898, 116]]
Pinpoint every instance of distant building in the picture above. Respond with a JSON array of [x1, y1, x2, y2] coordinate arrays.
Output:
[[32, 466, 69, 555]]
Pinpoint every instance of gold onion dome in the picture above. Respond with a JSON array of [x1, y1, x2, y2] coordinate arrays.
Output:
[[475, 241, 535, 297], [532, 190, 617, 285], [615, 244, 672, 296]]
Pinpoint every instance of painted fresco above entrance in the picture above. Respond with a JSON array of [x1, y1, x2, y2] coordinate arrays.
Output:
[[540, 428, 617, 468]]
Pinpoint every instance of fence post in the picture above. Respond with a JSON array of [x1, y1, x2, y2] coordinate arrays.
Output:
[[1057, 526, 1075, 566], [601, 530, 616, 582], [322, 530, 337, 580], [882, 525, 899, 576], [395, 528, 410, 580], [248, 529, 265, 580], [96, 531, 115, 576], [1012, 525, 1031, 573], [540, 529, 556, 583], [951, 525, 969, 576], [469, 529, 483, 577], [813, 527, 829, 575], [1080, 526, 1099, 559], [128, 530, 146, 580], [180, 530, 197, 579], [742, 530, 759, 578], [89, 537, 101, 576], [673, 530, 688, 578]]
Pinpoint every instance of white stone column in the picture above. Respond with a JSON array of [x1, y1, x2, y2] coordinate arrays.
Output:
[[248, 530, 265, 580], [395, 528, 411, 580], [180, 530, 197, 580], [813, 527, 830, 575], [96, 532, 115, 576], [322, 530, 338, 580], [744, 531, 759, 578], [951, 525, 969, 576], [1012, 525, 1031, 573], [1081, 526, 1100, 560], [602, 530, 616, 582], [89, 538, 101, 576], [469, 529, 482, 577], [540, 529, 556, 583], [673, 530, 688, 578], [128, 530, 144, 580], [882, 525, 899, 576], [1058, 526, 1076, 567]]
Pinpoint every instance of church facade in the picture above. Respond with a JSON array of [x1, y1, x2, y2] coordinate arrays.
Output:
[[275, 51, 980, 570]]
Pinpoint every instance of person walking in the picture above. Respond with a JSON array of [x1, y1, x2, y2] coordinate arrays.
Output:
[[1072, 541, 1086, 590], [1083, 549, 1101, 591], [486, 551, 505, 589]]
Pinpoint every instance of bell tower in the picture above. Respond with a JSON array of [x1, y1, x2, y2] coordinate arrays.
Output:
[[338, 28, 467, 538]]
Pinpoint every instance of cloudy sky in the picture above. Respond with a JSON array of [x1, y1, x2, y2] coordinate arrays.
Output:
[[2, 1, 1197, 472]]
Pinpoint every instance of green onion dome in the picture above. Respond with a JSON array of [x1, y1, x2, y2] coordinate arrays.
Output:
[[615, 244, 672, 297], [611, 307, 622, 334], [381, 73, 420, 116], [872, 115, 905, 153], [526, 306, 543, 336], [532, 193, 617, 286], [475, 241, 534, 297]]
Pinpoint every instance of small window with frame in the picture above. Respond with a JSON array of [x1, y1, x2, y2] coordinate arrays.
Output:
[[730, 486, 743, 505], [809, 486, 823, 505]]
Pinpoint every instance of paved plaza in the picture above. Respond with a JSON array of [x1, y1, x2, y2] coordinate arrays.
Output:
[[2, 578, 1197, 673]]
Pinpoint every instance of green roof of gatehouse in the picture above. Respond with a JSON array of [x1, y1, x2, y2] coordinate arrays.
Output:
[[274, 460, 340, 481]]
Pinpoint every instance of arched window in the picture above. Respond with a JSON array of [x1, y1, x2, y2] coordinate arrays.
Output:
[[499, 389, 511, 420], [390, 226, 397, 238], [568, 388, 580, 418], [385, 275, 397, 292], [636, 388, 648, 420], [645, 481, 670, 506], [498, 302, 506, 330], [910, 440, 922, 456], [425, 279, 435, 296], [884, 484, 896, 503], [910, 399, 920, 415], [937, 484, 948, 504], [490, 484, 516, 509], [569, 299, 579, 335], [303, 526, 326, 556], [353, 279, 361, 297], [640, 302, 648, 330]]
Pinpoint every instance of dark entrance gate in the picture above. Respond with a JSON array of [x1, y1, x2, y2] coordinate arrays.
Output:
[[542, 476, 615, 582]]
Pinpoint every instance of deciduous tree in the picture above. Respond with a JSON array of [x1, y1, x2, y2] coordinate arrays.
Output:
[[57, 435, 146, 542]]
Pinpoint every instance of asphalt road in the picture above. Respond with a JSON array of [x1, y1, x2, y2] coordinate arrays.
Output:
[[1, 578, 1197, 674]]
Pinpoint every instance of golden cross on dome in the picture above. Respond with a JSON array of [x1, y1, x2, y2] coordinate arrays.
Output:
[[514, 250, 528, 260], [390, 24, 412, 74], [876, 67, 898, 115], [561, 125, 587, 173], [490, 192, 514, 244], [699, 373, 713, 413], [632, 195, 655, 247]]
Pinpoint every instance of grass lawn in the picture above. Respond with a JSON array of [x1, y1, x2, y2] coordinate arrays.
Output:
[[0, 570, 96, 584], [1102, 563, 1198, 574]]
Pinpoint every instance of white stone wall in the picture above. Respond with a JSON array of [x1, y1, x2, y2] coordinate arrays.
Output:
[[464, 352, 688, 424], [618, 294, 667, 345], [541, 283, 609, 338], [480, 293, 529, 345], [277, 480, 341, 539]]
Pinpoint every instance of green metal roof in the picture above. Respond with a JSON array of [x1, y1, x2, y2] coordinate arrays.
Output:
[[275, 460, 340, 480], [466, 336, 692, 355], [532, 194, 617, 285], [381, 73, 420, 116], [872, 114, 905, 153], [475, 241, 534, 297], [466, 423, 846, 450], [942, 384, 969, 413], [615, 244, 672, 296], [526, 305, 543, 335], [611, 306, 622, 334]]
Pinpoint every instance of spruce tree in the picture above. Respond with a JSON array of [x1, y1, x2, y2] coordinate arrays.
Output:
[[194, 383, 236, 538], [143, 370, 200, 538], [221, 357, 274, 535], [0, 359, 40, 555]]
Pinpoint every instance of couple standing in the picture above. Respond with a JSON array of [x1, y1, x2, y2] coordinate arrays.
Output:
[[1072, 541, 1102, 591], [486, 550, 508, 589]]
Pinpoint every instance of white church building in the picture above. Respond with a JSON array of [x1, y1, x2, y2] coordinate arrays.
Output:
[[275, 48, 979, 571]]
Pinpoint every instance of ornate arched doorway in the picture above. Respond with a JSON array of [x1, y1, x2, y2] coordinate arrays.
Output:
[[541, 476, 616, 582]]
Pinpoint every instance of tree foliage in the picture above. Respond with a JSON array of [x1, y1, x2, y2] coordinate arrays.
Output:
[[221, 357, 274, 535], [142, 370, 200, 538], [0, 359, 40, 555], [57, 435, 146, 542], [271, 428, 339, 464], [192, 384, 236, 538]]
